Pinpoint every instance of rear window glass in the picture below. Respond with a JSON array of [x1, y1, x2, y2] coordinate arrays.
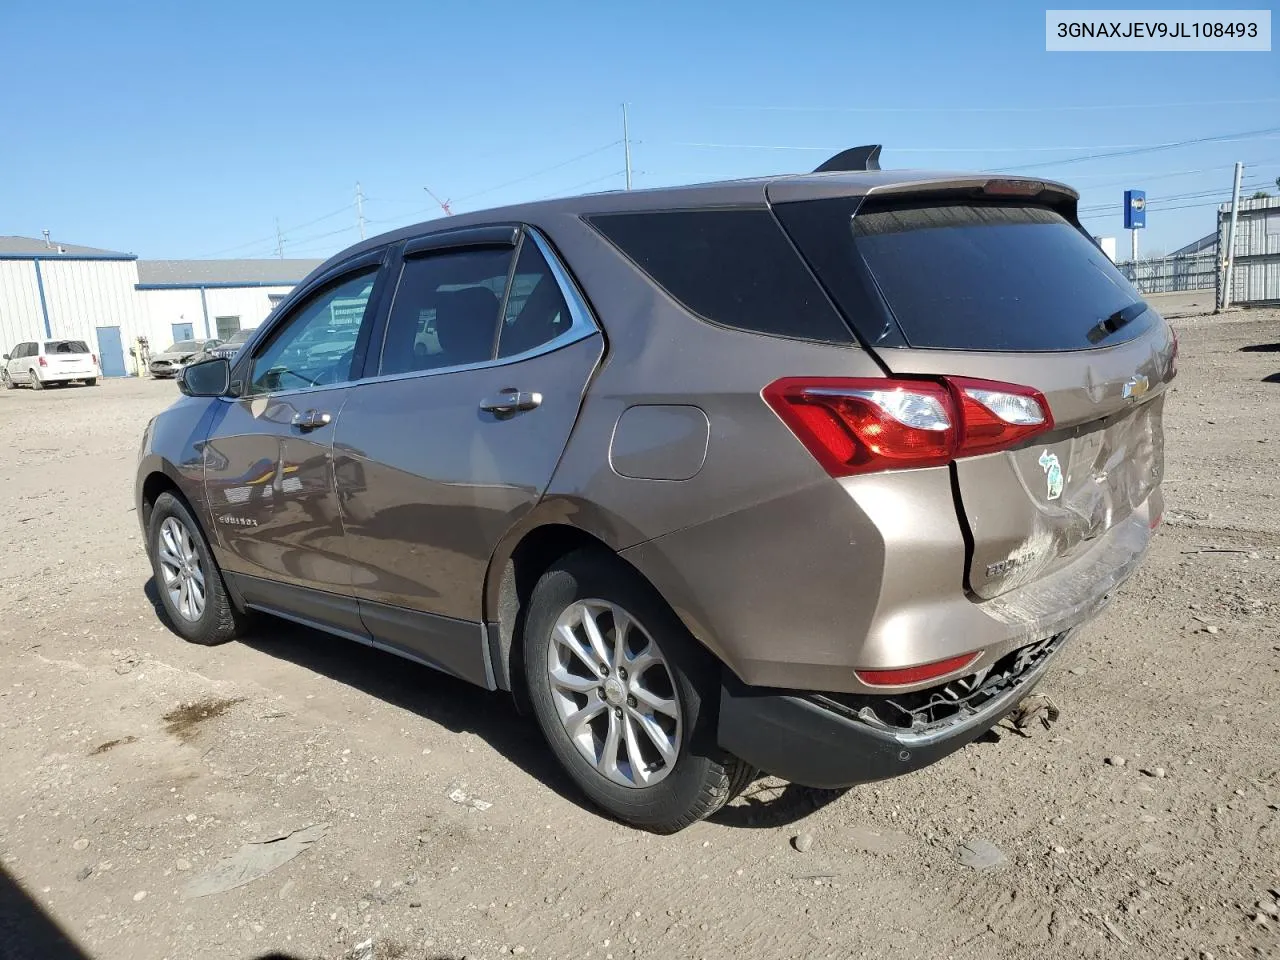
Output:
[[776, 199, 1156, 352], [45, 340, 90, 354], [586, 209, 853, 344]]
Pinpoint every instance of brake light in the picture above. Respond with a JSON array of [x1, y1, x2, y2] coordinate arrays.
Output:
[[763, 376, 1053, 477], [856, 652, 980, 687], [981, 178, 1045, 197], [38, 356, 47, 367], [92, 353, 98, 366]]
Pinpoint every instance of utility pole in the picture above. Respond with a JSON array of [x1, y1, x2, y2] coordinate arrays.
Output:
[[355, 182, 366, 240], [1219, 161, 1244, 311], [1130, 227, 1138, 263], [622, 102, 633, 191], [274, 218, 285, 259]]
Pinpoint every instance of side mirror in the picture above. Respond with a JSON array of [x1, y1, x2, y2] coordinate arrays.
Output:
[[1, 354, 8, 361], [177, 357, 231, 397]]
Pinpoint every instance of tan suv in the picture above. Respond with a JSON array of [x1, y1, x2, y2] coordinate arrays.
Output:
[[136, 148, 1174, 832]]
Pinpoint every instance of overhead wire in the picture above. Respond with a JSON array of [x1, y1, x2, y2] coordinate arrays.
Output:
[[194, 202, 355, 258], [703, 97, 1280, 114], [995, 126, 1280, 172]]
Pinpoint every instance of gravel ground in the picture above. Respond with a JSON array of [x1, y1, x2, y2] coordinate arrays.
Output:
[[0, 309, 1278, 960]]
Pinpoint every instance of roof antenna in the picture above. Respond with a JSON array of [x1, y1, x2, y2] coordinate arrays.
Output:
[[813, 144, 882, 173]]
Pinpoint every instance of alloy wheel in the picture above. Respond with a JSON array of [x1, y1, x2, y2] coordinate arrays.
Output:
[[547, 599, 682, 788], [157, 516, 206, 622]]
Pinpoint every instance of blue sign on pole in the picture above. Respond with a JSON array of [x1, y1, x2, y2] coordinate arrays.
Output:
[[1123, 189, 1146, 230]]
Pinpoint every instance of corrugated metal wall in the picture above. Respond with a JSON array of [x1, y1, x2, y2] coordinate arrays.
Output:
[[140, 288, 206, 345], [2, 259, 302, 373], [140, 286, 293, 346], [1, 259, 144, 373], [0, 261, 46, 350], [39, 261, 146, 365], [1218, 196, 1280, 305], [1120, 253, 1217, 293], [204, 287, 291, 333]]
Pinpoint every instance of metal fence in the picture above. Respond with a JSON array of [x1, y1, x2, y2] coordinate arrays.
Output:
[[1119, 252, 1218, 294]]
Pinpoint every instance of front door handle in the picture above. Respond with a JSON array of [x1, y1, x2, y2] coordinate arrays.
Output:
[[291, 409, 333, 431], [479, 390, 542, 417]]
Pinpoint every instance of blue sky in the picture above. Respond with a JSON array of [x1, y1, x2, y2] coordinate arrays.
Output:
[[2, 0, 1277, 259]]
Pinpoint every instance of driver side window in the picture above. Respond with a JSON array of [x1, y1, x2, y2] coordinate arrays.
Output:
[[247, 269, 377, 396]]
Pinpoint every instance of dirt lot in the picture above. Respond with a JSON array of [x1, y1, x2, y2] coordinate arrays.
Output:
[[1, 309, 1278, 960]]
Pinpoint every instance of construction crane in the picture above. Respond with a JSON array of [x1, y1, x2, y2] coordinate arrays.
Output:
[[423, 185, 453, 216]]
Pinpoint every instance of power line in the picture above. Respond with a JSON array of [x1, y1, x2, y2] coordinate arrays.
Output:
[[704, 97, 1280, 115], [451, 141, 622, 204], [667, 132, 1280, 155], [194, 201, 354, 258], [996, 126, 1280, 172], [536, 169, 627, 201]]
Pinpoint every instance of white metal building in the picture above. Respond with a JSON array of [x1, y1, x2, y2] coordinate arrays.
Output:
[[0, 235, 320, 377], [1218, 195, 1280, 305]]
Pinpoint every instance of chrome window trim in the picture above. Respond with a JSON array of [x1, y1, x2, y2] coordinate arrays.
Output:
[[360, 226, 602, 388]]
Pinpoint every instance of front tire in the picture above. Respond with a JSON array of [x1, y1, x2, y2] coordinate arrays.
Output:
[[147, 492, 245, 646], [1, 370, 12, 390], [523, 549, 754, 833]]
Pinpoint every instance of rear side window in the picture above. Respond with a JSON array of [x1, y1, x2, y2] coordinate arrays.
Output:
[[379, 248, 512, 376], [45, 340, 90, 354], [497, 239, 572, 359], [586, 209, 854, 344], [776, 198, 1155, 352]]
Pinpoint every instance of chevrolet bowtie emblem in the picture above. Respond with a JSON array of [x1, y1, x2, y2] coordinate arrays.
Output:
[[1122, 374, 1150, 400]]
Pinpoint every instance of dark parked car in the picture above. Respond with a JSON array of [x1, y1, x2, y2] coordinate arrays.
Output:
[[199, 328, 257, 363], [136, 148, 1175, 832]]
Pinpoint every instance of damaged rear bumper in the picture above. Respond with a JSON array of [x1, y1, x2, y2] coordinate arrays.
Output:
[[718, 629, 1071, 788]]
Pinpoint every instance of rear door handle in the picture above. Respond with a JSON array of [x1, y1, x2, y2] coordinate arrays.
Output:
[[291, 409, 333, 431], [479, 390, 542, 416]]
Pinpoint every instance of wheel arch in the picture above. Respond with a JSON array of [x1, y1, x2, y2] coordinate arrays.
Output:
[[483, 500, 707, 706], [136, 456, 210, 542]]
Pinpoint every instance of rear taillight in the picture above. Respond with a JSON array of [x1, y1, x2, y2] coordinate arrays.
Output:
[[92, 353, 98, 366], [856, 652, 980, 687], [37, 356, 47, 367], [763, 376, 1053, 477]]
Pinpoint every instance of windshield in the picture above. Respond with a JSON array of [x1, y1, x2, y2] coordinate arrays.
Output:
[[777, 199, 1156, 352], [45, 340, 91, 354], [165, 340, 201, 354]]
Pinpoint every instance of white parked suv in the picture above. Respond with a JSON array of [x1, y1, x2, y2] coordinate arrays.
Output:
[[2, 340, 102, 389]]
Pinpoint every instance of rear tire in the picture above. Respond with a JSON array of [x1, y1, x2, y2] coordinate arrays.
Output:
[[523, 549, 754, 833], [29, 370, 42, 390], [85, 378, 98, 386], [147, 492, 245, 646]]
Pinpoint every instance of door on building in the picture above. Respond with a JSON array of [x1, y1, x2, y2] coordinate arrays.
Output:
[[216, 316, 241, 340], [95, 327, 127, 377], [171, 322, 194, 343]]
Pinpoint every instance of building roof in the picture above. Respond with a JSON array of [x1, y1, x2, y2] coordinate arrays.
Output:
[[136, 259, 324, 288], [1171, 232, 1217, 257], [0, 235, 133, 259]]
